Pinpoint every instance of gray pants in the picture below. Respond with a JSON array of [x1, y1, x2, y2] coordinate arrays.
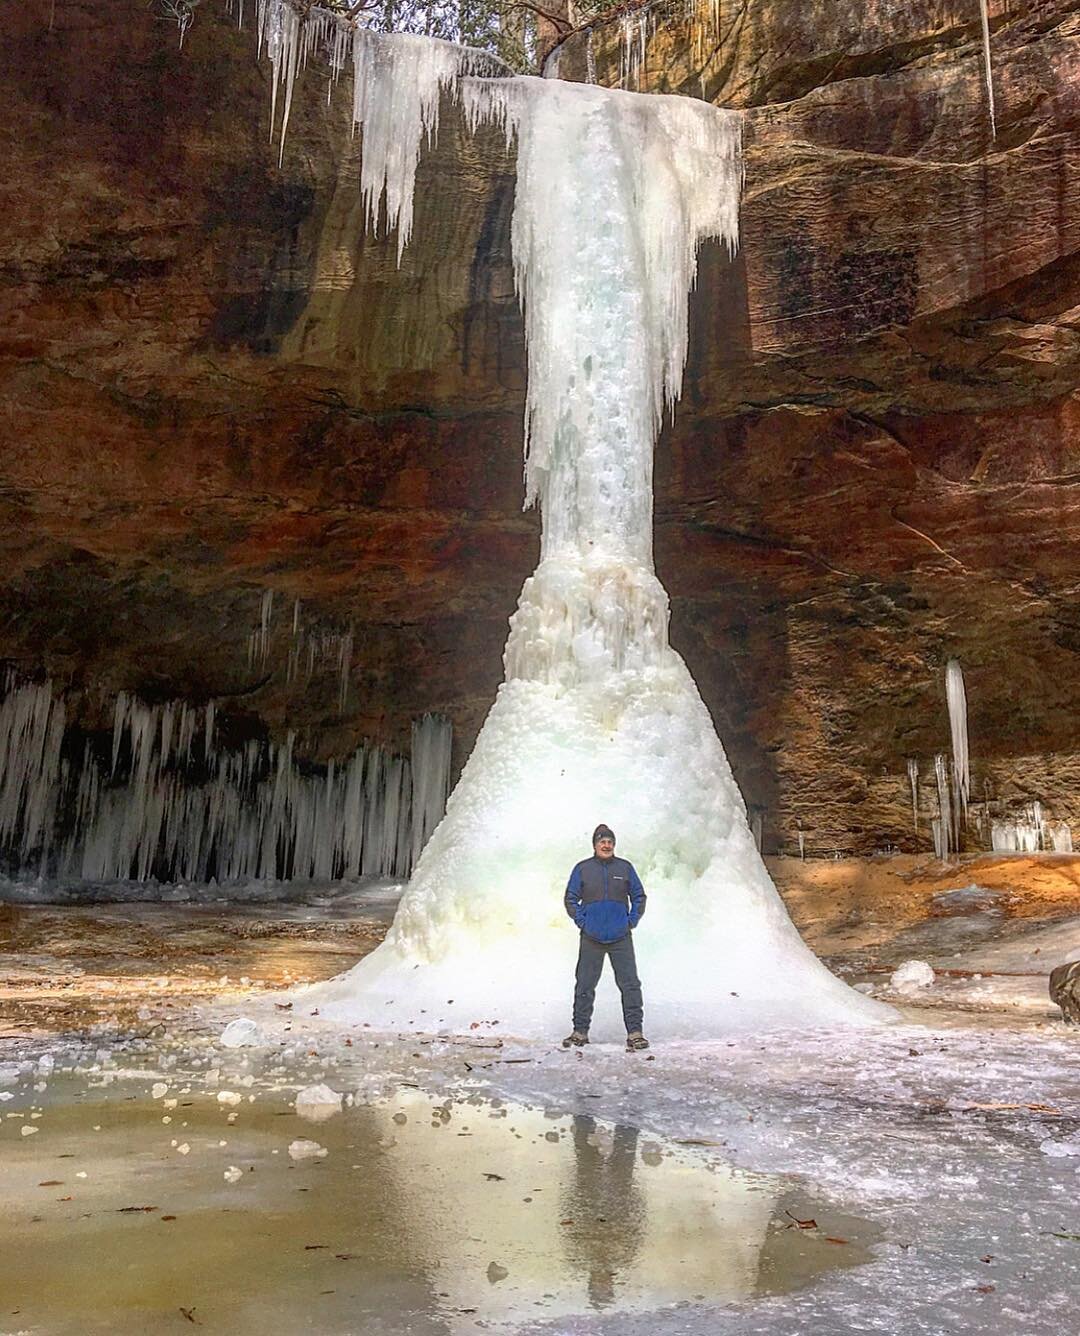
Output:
[[573, 932, 643, 1034]]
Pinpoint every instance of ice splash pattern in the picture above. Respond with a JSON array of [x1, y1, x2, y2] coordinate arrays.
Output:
[[280, 25, 890, 1036]]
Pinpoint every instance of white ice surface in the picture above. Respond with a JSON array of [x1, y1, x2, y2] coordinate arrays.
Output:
[[5, 997, 1080, 1334]]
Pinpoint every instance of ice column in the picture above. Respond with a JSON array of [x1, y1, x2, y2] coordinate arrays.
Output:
[[308, 48, 888, 1035]]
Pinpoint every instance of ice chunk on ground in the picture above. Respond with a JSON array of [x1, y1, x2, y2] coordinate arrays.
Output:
[[890, 960, 936, 992], [288, 1138, 328, 1161], [294, 1084, 343, 1122], [1040, 1137, 1080, 1158], [219, 1018, 266, 1049]]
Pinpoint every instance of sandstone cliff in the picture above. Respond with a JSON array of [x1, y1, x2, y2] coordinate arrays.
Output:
[[1, 0, 1078, 854]]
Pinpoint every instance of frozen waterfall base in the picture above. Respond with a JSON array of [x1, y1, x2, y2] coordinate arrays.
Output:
[[308, 660, 894, 1040]]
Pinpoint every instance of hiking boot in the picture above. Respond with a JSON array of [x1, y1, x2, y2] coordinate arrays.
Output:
[[626, 1031, 650, 1052], [561, 1030, 589, 1048]]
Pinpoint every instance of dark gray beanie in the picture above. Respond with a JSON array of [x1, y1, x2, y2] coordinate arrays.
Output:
[[592, 824, 616, 846]]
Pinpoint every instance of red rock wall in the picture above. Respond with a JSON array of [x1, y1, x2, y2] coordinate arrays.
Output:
[[2, 0, 1079, 852]]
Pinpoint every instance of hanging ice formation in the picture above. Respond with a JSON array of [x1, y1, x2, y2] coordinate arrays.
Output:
[[932, 752, 952, 859], [0, 673, 451, 884], [978, 0, 996, 139], [945, 658, 969, 842], [267, 14, 889, 1036], [992, 806, 1074, 854], [906, 757, 919, 846]]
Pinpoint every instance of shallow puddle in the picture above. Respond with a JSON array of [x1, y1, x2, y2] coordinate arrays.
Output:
[[0, 1073, 873, 1333]]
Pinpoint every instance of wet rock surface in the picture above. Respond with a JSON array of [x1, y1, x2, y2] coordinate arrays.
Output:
[[2, 1, 1079, 848]]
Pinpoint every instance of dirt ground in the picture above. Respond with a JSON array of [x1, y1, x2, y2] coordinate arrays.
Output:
[[0, 903, 384, 1038], [4, 853, 1080, 1037], [772, 853, 1080, 951]]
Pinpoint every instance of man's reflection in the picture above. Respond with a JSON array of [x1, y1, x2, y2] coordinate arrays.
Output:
[[559, 1114, 646, 1308]]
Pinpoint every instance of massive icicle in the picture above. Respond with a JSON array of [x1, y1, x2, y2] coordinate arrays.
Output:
[[302, 41, 887, 1036]]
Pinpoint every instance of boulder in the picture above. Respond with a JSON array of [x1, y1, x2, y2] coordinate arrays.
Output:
[[1049, 959, 1080, 1023]]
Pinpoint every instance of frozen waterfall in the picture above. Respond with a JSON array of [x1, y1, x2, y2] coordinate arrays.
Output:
[[286, 23, 890, 1037]]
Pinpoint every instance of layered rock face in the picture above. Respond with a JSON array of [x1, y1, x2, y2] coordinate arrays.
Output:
[[1, 0, 1078, 854]]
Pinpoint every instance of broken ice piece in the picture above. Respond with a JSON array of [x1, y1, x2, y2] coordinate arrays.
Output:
[[288, 1138, 328, 1162], [294, 1084, 343, 1123], [889, 960, 935, 993], [219, 1018, 266, 1049]]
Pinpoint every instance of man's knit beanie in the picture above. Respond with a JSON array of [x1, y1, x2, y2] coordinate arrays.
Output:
[[592, 824, 616, 846]]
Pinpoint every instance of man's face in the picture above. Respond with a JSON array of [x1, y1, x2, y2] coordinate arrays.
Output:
[[594, 836, 615, 861]]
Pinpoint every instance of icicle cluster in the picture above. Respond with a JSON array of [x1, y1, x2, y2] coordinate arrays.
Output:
[[255, 3, 505, 255], [0, 676, 451, 885], [991, 805, 1073, 854], [410, 712, 452, 867], [619, 10, 653, 89], [0, 677, 66, 877], [243, 590, 354, 710]]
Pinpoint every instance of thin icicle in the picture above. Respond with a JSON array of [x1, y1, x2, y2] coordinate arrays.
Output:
[[933, 753, 951, 859], [906, 758, 919, 845], [978, 0, 996, 139]]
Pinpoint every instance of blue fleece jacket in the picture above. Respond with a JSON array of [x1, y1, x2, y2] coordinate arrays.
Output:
[[564, 854, 646, 943]]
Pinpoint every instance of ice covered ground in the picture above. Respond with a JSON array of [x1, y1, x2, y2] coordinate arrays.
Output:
[[2, 1007, 1079, 1333], [0, 873, 405, 909], [4, 859, 1080, 1329]]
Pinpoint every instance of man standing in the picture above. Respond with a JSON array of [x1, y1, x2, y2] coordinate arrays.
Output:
[[562, 824, 649, 1051]]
